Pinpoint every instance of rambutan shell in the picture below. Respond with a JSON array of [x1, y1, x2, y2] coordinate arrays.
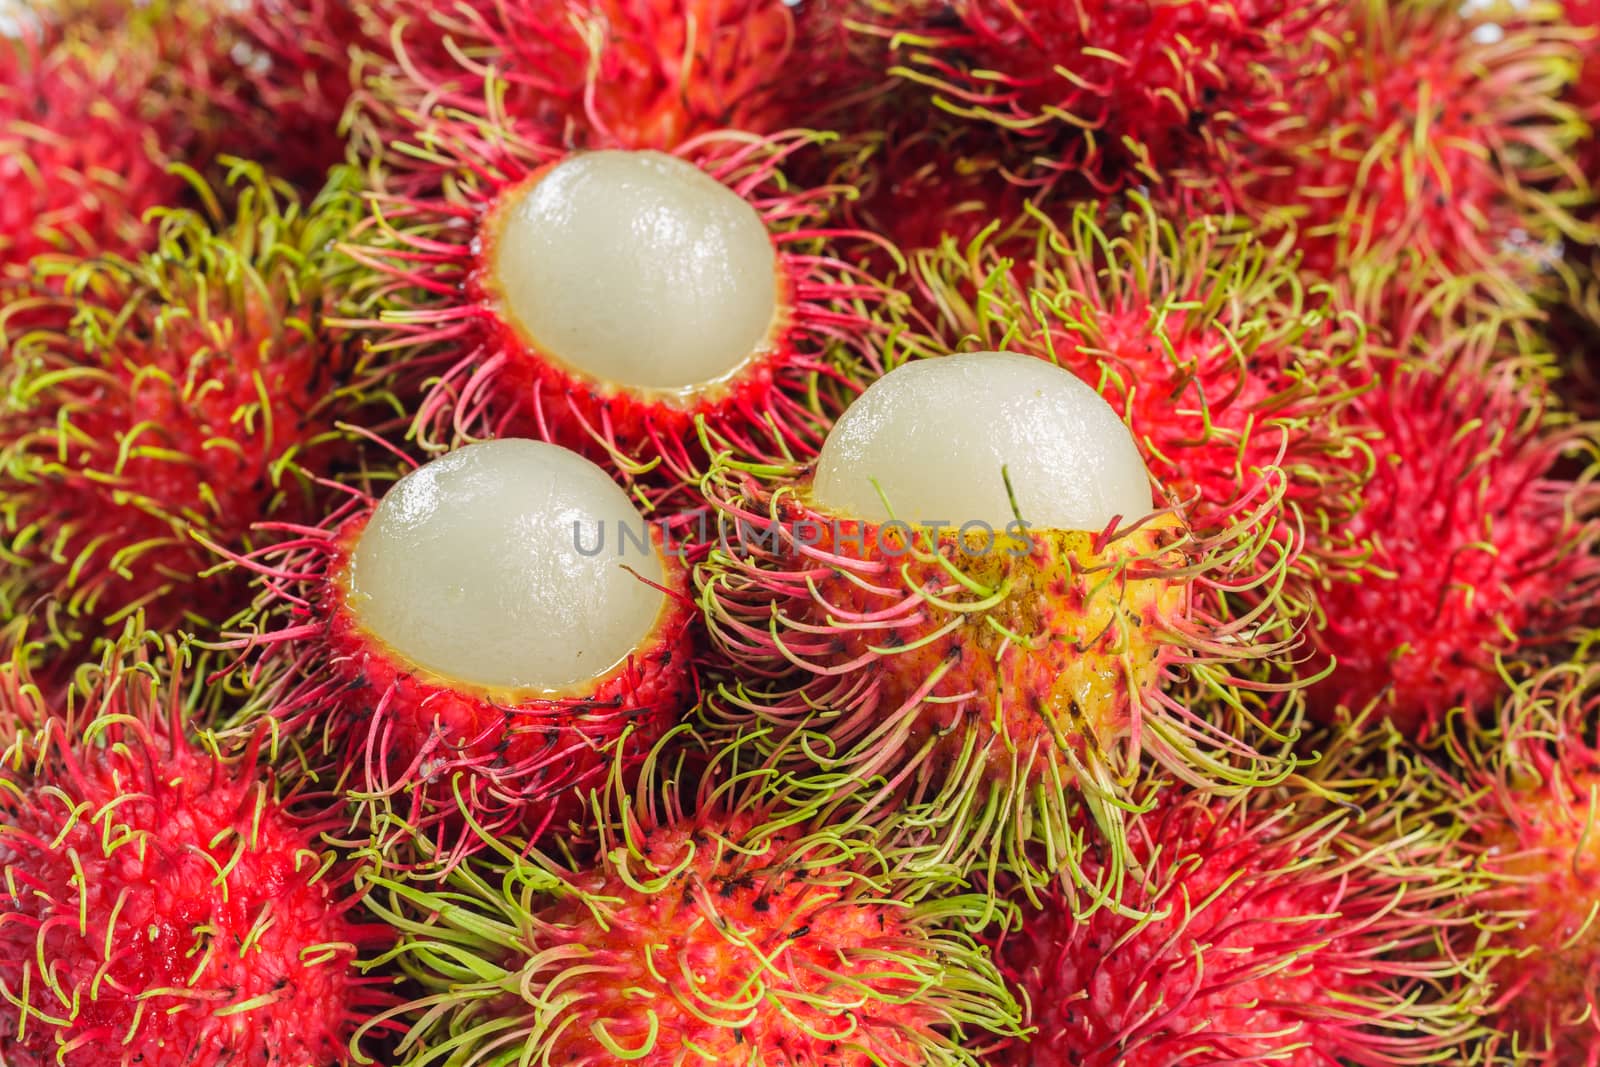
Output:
[[0, 632, 396, 1067]]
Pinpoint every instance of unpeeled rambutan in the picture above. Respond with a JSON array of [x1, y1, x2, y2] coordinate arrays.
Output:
[[354, 0, 864, 160], [341, 113, 891, 507], [354, 726, 1023, 1064], [869, 0, 1338, 195], [1300, 321, 1600, 735], [1566, 0, 1600, 182], [179, 0, 372, 185], [215, 437, 696, 858], [0, 163, 390, 652], [698, 350, 1296, 904], [0, 628, 396, 1066], [986, 726, 1485, 1065], [1438, 658, 1600, 1064], [0, 20, 179, 280], [38, 0, 368, 186], [1232, 0, 1590, 306], [814, 95, 1033, 265]]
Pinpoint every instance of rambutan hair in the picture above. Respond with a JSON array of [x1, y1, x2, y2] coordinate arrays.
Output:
[[1229, 0, 1592, 307], [865, 0, 1338, 195], [984, 722, 1488, 1065], [1436, 657, 1600, 1064], [0, 19, 179, 280], [352, 725, 1024, 1065], [174, 0, 371, 184], [0, 162, 397, 655], [810, 94, 1033, 264], [696, 443, 1299, 908], [351, 0, 873, 161], [0, 625, 398, 1066], [894, 198, 1371, 609], [338, 108, 893, 509], [1300, 316, 1600, 735], [205, 447, 698, 862], [35, 0, 368, 185]]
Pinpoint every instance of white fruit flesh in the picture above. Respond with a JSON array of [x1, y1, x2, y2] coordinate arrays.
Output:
[[811, 351, 1154, 531], [490, 149, 780, 393], [343, 439, 667, 693]]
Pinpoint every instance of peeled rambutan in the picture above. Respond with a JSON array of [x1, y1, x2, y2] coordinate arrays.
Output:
[[0, 629, 397, 1066], [1439, 659, 1600, 1064], [986, 729, 1484, 1065], [0, 164, 389, 653], [214, 437, 696, 858], [341, 117, 891, 507], [354, 726, 1023, 1064], [896, 198, 1370, 607], [867, 0, 1338, 195], [0, 21, 179, 280], [1231, 0, 1590, 306], [1300, 323, 1600, 735], [697, 350, 1296, 903]]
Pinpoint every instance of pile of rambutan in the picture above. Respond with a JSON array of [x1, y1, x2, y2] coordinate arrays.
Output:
[[4, 0, 1600, 1062]]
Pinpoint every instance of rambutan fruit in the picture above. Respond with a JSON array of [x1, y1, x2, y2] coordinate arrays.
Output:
[[896, 198, 1370, 610], [179, 0, 372, 185], [0, 20, 180, 280], [342, 119, 891, 506], [866, 0, 1338, 195], [37, 0, 368, 187], [985, 727, 1485, 1065], [0, 163, 389, 653], [1300, 323, 1600, 735], [353, 0, 867, 160], [354, 725, 1023, 1064], [215, 437, 695, 857], [697, 350, 1296, 904], [814, 96, 1034, 266], [1230, 0, 1591, 307], [0, 628, 397, 1066], [1566, 0, 1600, 182], [1441, 658, 1600, 1064]]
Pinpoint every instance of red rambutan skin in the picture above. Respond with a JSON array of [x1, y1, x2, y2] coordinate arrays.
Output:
[[0, 166, 388, 650], [1301, 340, 1600, 736], [875, 0, 1336, 194], [1226, 0, 1589, 303], [813, 97, 1037, 268], [340, 122, 889, 506], [531, 816, 941, 1063], [989, 774, 1479, 1066], [1444, 662, 1600, 1065], [0, 637, 395, 1067], [0, 27, 179, 280], [188, 0, 370, 184], [216, 499, 698, 855], [358, 744, 1023, 1065], [354, 0, 877, 159], [1567, 0, 1600, 182]]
